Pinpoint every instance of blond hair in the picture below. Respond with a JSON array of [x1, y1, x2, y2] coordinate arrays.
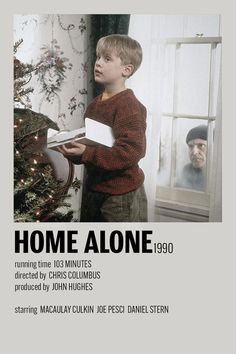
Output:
[[96, 34, 143, 76]]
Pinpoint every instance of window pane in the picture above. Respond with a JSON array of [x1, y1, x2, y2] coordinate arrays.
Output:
[[162, 45, 175, 112], [174, 118, 208, 191], [157, 117, 172, 186], [177, 44, 211, 116]]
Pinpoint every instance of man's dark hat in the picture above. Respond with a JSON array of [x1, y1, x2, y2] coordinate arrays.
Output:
[[186, 125, 208, 144]]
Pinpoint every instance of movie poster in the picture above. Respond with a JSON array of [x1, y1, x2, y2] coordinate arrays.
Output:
[[1, 1, 235, 353]]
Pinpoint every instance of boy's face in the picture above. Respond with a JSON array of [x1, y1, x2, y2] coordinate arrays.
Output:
[[94, 52, 128, 85]]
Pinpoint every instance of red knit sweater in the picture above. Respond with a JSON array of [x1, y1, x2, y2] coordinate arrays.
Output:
[[78, 89, 147, 195]]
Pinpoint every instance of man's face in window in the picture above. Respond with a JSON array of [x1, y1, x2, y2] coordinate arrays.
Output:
[[188, 138, 207, 169]]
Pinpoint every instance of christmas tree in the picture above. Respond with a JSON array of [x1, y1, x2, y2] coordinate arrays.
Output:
[[14, 40, 79, 222]]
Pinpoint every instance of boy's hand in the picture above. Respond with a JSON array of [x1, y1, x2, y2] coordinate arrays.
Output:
[[57, 140, 86, 157]]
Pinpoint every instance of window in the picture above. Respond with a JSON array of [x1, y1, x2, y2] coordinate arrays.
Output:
[[156, 36, 221, 221], [128, 15, 222, 222]]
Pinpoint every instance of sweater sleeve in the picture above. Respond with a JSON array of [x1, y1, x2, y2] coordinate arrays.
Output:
[[81, 109, 146, 171]]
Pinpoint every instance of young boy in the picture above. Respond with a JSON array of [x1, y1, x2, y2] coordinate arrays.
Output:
[[58, 34, 147, 222]]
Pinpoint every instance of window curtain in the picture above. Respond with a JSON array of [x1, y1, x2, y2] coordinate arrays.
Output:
[[89, 15, 130, 97]]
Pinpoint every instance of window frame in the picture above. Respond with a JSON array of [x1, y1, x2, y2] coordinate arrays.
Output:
[[156, 36, 222, 215]]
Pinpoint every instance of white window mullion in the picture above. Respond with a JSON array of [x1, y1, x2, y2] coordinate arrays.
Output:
[[162, 113, 215, 120], [170, 43, 181, 187], [165, 37, 221, 44], [206, 42, 218, 192]]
